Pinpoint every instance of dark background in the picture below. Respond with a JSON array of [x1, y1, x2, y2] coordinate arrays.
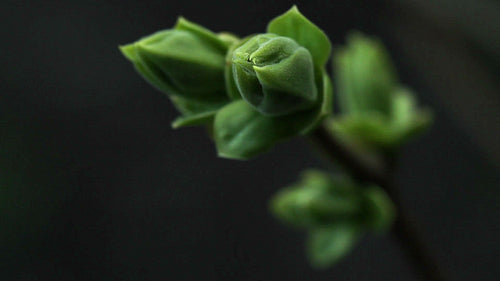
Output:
[[1, 0, 499, 280]]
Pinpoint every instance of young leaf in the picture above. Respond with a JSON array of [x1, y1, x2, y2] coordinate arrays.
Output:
[[214, 72, 333, 160], [330, 114, 395, 148], [213, 100, 301, 159], [224, 36, 249, 101], [232, 34, 318, 116], [270, 170, 363, 229], [361, 186, 396, 233], [171, 110, 218, 128], [120, 17, 231, 129], [169, 95, 228, 128], [267, 6, 331, 69], [307, 224, 361, 268], [299, 71, 333, 134], [391, 88, 433, 143], [174, 17, 230, 52]]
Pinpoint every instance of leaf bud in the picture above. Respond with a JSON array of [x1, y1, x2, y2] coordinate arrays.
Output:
[[120, 18, 229, 103], [270, 170, 362, 228], [232, 34, 318, 116]]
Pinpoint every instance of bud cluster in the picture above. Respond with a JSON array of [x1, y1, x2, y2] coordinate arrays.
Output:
[[270, 170, 395, 268], [120, 6, 333, 159], [119, 6, 432, 270]]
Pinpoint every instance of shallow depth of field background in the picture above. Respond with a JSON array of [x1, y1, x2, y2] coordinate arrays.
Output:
[[1, 0, 499, 280]]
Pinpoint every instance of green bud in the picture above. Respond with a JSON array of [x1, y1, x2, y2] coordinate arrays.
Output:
[[211, 7, 333, 159], [270, 170, 362, 228], [270, 169, 396, 268], [120, 18, 229, 103], [271, 170, 396, 232], [232, 33, 318, 116]]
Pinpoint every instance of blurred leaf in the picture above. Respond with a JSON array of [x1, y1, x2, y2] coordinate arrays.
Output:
[[330, 113, 395, 148], [334, 32, 397, 115], [307, 224, 361, 268], [333, 32, 432, 151], [330, 88, 432, 149], [361, 186, 396, 232], [270, 170, 362, 228], [390, 88, 433, 144], [271, 169, 396, 268]]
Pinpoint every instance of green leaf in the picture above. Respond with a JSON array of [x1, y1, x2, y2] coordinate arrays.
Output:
[[331, 114, 395, 148], [307, 224, 361, 268], [120, 17, 230, 109], [119, 44, 138, 62], [217, 32, 240, 47], [332, 109, 432, 149], [224, 36, 250, 101], [391, 88, 433, 143], [174, 17, 229, 52], [299, 71, 333, 134], [120, 43, 174, 95], [214, 71, 332, 159], [361, 186, 396, 233], [213, 100, 302, 159], [232, 34, 318, 116], [267, 6, 331, 69], [171, 110, 218, 128], [396, 111, 432, 144], [391, 88, 417, 127], [134, 29, 227, 99], [270, 170, 363, 229], [169, 95, 223, 116], [334, 32, 398, 115], [169, 95, 228, 128]]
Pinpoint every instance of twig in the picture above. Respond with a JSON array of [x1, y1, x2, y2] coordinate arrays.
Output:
[[310, 125, 449, 281]]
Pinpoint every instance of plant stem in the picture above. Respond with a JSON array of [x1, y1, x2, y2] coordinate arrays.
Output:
[[310, 125, 449, 281]]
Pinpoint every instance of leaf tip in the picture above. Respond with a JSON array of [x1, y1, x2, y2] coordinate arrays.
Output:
[[216, 150, 247, 160], [119, 43, 137, 62], [170, 120, 182, 129], [175, 16, 187, 26]]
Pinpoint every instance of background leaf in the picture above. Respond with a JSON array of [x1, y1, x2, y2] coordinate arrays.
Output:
[[334, 32, 398, 115], [361, 186, 396, 232], [307, 224, 361, 268]]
